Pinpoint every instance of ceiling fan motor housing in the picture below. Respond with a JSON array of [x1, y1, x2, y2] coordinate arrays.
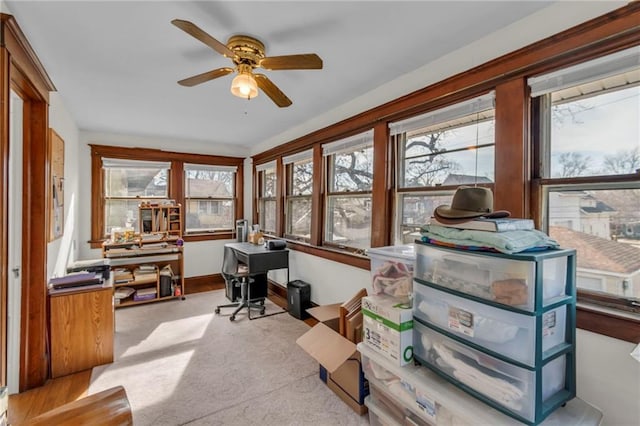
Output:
[[227, 35, 266, 69]]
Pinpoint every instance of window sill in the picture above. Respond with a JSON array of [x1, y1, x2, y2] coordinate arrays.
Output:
[[285, 240, 370, 270], [183, 232, 233, 242], [576, 301, 640, 343]]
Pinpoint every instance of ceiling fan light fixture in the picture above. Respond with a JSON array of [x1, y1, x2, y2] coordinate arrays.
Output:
[[230, 68, 258, 100]]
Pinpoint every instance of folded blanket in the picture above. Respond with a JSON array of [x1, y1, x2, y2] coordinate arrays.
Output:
[[420, 225, 559, 254]]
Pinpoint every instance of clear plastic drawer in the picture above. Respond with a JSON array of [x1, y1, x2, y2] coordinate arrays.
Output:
[[414, 244, 569, 312], [413, 321, 567, 423], [414, 284, 567, 366], [367, 245, 415, 301]]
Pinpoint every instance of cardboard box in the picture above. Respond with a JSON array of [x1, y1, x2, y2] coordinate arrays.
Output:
[[361, 295, 414, 366], [297, 305, 369, 415]]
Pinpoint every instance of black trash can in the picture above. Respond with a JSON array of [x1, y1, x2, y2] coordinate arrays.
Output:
[[287, 280, 311, 320]]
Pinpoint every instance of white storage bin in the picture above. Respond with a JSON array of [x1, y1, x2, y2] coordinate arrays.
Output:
[[414, 244, 568, 312], [366, 396, 403, 426], [413, 321, 567, 423], [413, 284, 567, 366], [359, 343, 515, 426], [369, 379, 432, 426], [367, 245, 415, 300]]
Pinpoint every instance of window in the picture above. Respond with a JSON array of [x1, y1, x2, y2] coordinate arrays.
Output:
[[323, 130, 374, 252], [256, 161, 277, 234], [283, 150, 313, 242], [91, 145, 243, 247], [184, 164, 236, 233], [391, 93, 496, 244], [530, 46, 640, 313], [102, 158, 170, 236]]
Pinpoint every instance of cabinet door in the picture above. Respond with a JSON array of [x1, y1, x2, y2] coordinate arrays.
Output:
[[50, 288, 114, 377]]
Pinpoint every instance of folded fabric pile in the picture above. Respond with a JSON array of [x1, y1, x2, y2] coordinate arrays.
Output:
[[420, 224, 559, 254]]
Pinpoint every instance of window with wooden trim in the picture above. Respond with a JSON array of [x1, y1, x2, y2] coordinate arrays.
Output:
[[102, 158, 170, 237], [91, 145, 243, 246], [391, 93, 496, 244], [256, 161, 277, 234], [184, 164, 236, 234], [323, 130, 374, 252], [530, 46, 640, 315], [283, 150, 313, 242]]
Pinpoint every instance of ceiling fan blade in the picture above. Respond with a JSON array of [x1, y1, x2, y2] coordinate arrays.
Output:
[[254, 74, 292, 107], [178, 67, 234, 87], [259, 54, 323, 70], [171, 19, 237, 59]]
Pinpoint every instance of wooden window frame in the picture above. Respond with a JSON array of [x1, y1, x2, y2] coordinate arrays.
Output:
[[183, 166, 237, 235], [90, 145, 244, 248]]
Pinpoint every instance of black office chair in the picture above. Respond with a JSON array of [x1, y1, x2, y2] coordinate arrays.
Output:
[[215, 245, 266, 321]]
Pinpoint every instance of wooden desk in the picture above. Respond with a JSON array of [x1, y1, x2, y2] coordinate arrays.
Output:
[[49, 285, 114, 378]]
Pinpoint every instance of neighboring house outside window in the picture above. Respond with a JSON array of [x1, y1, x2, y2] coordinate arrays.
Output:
[[256, 161, 277, 235], [390, 92, 496, 244], [323, 130, 374, 252], [184, 164, 236, 233], [102, 158, 170, 237], [529, 45, 640, 310], [283, 150, 313, 242]]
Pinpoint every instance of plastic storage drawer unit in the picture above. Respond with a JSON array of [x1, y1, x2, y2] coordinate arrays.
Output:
[[414, 244, 573, 312], [413, 321, 570, 424], [367, 245, 415, 301], [413, 284, 568, 367]]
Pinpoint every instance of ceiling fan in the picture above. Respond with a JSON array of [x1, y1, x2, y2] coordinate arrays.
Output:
[[172, 19, 323, 107]]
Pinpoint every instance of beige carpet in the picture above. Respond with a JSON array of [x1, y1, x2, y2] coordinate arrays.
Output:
[[89, 290, 369, 425]]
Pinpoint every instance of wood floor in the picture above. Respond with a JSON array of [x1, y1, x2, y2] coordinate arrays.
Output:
[[8, 282, 315, 424]]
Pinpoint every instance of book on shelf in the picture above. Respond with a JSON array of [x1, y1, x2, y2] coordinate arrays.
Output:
[[429, 216, 535, 232]]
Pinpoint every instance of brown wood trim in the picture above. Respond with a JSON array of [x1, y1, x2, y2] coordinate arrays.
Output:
[[251, 163, 258, 226], [182, 232, 233, 242], [90, 147, 104, 247], [577, 305, 640, 343], [170, 161, 183, 216], [371, 122, 391, 247], [275, 158, 284, 237], [0, 47, 9, 388], [184, 274, 225, 293], [0, 14, 56, 100], [286, 240, 370, 270], [20, 96, 49, 391], [89, 144, 244, 166], [494, 78, 529, 217], [236, 161, 244, 221], [310, 145, 323, 247], [90, 145, 245, 243], [267, 281, 287, 299], [252, 3, 640, 165]]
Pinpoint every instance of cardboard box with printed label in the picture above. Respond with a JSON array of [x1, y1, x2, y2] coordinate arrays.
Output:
[[297, 303, 369, 415], [361, 294, 414, 366]]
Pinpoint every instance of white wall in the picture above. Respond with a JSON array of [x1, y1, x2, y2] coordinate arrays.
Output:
[[47, 92, 80, 278]]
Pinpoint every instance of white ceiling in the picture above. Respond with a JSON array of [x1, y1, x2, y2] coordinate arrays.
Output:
[[3, 1, 626, 156]]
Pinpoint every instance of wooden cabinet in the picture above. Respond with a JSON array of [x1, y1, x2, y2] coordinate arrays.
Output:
[[49, 286, 114, 378]]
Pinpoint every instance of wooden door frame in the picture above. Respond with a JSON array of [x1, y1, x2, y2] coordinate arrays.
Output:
[[1, 13, 56, 391]]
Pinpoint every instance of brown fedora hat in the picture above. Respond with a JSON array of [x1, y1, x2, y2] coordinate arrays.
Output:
[[434, 186, 510, 224]]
